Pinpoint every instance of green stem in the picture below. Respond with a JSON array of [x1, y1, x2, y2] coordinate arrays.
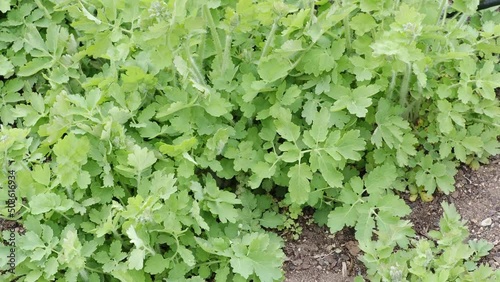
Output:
[[196, 260, 225, 267], [399, 63, 412, 107], [438, 0, 449, 25], [188, 54, 206, 87], [343, 17, 352, 52], [66, 185, 73, 199], [85, 266, 105, 275], [393, 0, 401, 11], [474, 34, 500, 45], [307, 0, 315, 28], [322, 195, 345, 203], [455, 13, 469, 29], [0, 209, 28, 221], [260, 18, 279, 60], [57, 211, 71, 221], [222, 33, 233, 72], [184, 45, 207, 90], [136, 173, 141, 190], [198, 32, 206, 67], [471, 118, 500, 127], [204, 5, 223, 59], [387, 70, 397, 100], [167, 235, 181, 262], [290, 41, 316, 69]]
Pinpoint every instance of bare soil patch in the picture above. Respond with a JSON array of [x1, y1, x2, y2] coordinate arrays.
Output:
[[1, 157, 498, 280], [407, 156, 500, 269], [282, 209, 364, 282], [284, 156, 500, 281]]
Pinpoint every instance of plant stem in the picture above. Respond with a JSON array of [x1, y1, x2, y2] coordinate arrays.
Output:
[[260, 18, 279, 60], [471, 118, 500, 127], [438, 0, 448, 25], [387, 70, 397, 100], [85, 266, 105, 275], [455, 13, 468, 29], [204, 5, 223, 59], [198, 32, 206, 67], [222, 32, 232, 72], [343, 16, 352, 52], [399, 63, 412, 108]]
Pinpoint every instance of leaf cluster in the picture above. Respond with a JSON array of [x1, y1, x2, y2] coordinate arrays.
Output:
[[0, 0, 499, 281]]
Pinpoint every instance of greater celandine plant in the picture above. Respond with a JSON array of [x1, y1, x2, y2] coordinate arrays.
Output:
[[0, 0, 499, 281]]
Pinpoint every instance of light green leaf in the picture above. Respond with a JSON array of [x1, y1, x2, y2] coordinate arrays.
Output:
[[190, 201, 210, 230], [260, 211, 285, 228], [144, 254, 168, 274], [177, 245, 196, 267], [317, 153, 343, 188], [203, 94, 232, 117], [0, 55, 14, 77], [331, 85, 380, 117], [230, 233, 284, 282], [126, 226, 145, 249], [17, 58, 54, 77], [328, 205, 358, 233], [30, 193, 64, 215], [310, 107, 330, 143], [31, 164, 50, 186], [324, 130, 366, 161], [25, 25, 48, 53], [349, 13, 377, 35], [372, 99, 410, 148], [364, 163, 397, 195], [128, 248, 145, 270], [355, 211, 375, 242], [80, 2, 102, 24], [157, 137, 198, 157], [298, 48, 336, 76], [230, 256, 254, 279], [127, 145, 157, 173], [258, 55, 292, 82], [44, 257, 59, 277], [275, 119, 301, 142], [376, 194, 411, 217], [288, 164, 313, 204], [0, 0, 11, 13], [151, 171, 177, 200]]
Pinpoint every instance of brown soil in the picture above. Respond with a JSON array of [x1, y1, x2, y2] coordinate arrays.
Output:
[[282, 210, 364, 282], [1, 158, 498, 281], [407, 156, 500, 269], [284, 156, 500, 281]]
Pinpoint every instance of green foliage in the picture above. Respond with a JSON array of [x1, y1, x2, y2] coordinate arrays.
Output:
[[0, 0, 499, 281], [359, 203, 499, 281]]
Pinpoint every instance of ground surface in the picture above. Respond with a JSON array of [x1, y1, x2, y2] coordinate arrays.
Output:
[[0, 159, 498, 280], [282, 212, 362, 282], [284, 156, 500, 281]]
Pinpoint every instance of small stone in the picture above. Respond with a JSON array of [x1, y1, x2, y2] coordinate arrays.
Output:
[[341, 261, 347, 277], [334, 248, 342, 253], [292, 259, 303, 266], [451, 191, 460, 198], [480, 218, 492, 226], [309, 245, 318, 252], [345, 240, 361, 256], [326, 256, 337, 267]]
